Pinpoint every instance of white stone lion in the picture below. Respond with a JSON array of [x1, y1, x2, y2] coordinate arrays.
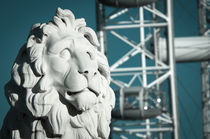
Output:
[[0, 8, 115, 139]]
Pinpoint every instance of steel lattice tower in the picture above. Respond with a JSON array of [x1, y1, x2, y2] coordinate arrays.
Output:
[[96, 0, 179, 138]]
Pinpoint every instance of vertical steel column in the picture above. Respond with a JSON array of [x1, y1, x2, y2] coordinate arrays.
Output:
[[166, 0, 180, 138], [201, 62, 210, 139], [96, 0, 107, 54], [139, 7, 147, 88], [152, 3, 160, 90], [198, 0, 210, 138], [198, 0, 207, 35], [139, 7, 150, 138], [152, 2, 163, 138]]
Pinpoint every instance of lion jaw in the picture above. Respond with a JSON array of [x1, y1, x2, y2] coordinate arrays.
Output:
[[64, 88, 99, 112]]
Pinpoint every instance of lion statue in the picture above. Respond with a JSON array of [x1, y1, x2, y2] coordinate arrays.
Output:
[[0, 8, 115, 139]]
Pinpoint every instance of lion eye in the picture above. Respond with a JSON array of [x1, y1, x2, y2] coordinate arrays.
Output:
[[60, 49, 71, 59]]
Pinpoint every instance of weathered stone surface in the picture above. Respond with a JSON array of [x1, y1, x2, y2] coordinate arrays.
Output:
[[0, 8, 115, 139]]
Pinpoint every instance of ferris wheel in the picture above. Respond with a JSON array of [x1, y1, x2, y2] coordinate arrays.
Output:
[[96, 0, 210, 138]]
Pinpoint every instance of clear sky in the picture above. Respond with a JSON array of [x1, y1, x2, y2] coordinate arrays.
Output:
[[0, 0, 202, 138]]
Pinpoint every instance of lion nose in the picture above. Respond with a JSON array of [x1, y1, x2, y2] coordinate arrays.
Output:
[[78, 69, 97, 80]]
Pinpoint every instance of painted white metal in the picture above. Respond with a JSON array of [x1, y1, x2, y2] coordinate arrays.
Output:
[[111, 66, 169, 72], [98, 31, 106, 53], [140, 7, 150, 137], [109, 34, 167, 70], [140, 7, 147, 88], [156, 116, 173, 124], [107, 8, 129, 20], [96, 0, 179, 138], [166, 0, 180, 138], [147, 71, 170, 88], [143, 5, 168, 21], [158, 36, 210, 62], [105, 22, 168, 30], [113, 127, 173, 133]]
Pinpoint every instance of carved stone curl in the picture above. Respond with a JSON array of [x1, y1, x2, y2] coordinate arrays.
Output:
[[0, 8, 115, 139]]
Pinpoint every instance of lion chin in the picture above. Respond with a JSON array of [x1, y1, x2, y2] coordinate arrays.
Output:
[[0, 8, 115, 139]]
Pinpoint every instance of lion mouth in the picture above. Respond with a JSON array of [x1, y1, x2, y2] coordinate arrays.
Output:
[[65, 87, 100, 112], [67, 88, 99, 96]]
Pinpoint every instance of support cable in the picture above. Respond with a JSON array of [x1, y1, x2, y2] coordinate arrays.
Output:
[[178, 96, 198, 139]]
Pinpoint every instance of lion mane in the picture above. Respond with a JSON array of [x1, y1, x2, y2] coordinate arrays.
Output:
[[0, 8, 115, 139]]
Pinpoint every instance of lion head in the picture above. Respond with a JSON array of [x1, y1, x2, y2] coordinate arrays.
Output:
[[1, 8, 115, 139]]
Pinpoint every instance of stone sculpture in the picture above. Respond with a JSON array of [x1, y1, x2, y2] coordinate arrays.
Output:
[[0, 8, 115, 139]]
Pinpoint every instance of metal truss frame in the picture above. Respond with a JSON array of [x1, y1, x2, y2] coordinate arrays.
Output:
[[198, 0, 210, 138], [96, 0, 179, 138]]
